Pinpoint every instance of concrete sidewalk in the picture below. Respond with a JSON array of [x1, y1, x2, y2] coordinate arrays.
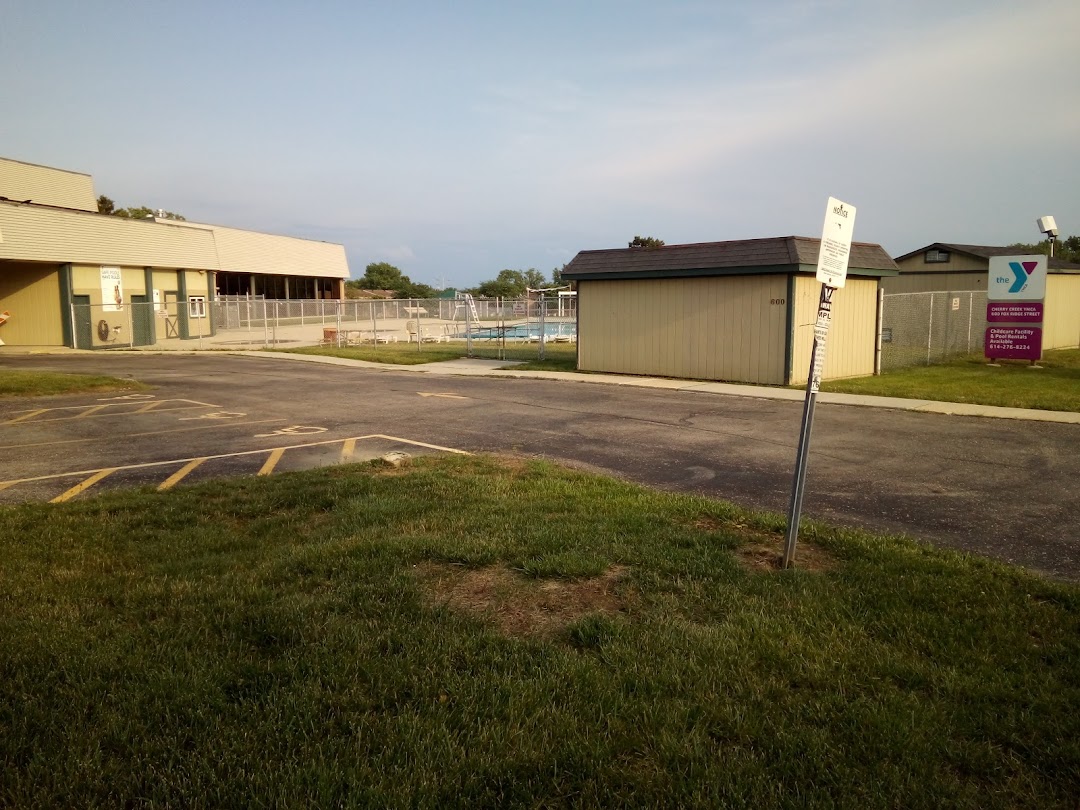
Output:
[[233, 350, 1080, 425]]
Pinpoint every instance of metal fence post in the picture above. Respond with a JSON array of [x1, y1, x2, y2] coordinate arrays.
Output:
[[466, 296, 473, 357], [875, 288, 884, 375], [926, 292, 934, 366], [972, 293, 980, 354], [538, 292, 546, 360], [371, 301, 378, 352]]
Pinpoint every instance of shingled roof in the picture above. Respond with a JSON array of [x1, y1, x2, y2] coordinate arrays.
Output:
[[561, 236, 898, 281], [894, 243, 1080, 272]]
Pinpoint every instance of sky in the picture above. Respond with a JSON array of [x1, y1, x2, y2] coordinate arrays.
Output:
[[2, 0, 1078, 288]]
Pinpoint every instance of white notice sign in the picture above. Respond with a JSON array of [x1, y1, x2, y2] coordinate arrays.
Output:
[[816, 197, 857, 288], [100, 266, 123, 312]]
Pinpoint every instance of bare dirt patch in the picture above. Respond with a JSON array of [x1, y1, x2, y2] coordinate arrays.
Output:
[[693, 517, 836, 573], [414, 562, 630, 638]]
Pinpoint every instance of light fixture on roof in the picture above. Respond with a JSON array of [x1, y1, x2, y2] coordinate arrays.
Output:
[[1037, 216, 1059, 258]]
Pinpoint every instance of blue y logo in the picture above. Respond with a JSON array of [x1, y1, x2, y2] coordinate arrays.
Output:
[[1007, 261, 1038, 294]]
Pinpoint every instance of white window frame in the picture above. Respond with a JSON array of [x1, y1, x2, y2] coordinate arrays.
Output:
[[188, 296, 207, 318]]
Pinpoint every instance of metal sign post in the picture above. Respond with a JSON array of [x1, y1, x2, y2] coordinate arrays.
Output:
[[783, 197, 857, 568]]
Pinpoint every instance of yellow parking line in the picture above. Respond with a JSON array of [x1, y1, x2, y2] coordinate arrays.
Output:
[[3, 409, 48, 425], [340, 437, 357, 463], [0, 480, 17, 491], [135, 400, 165, 413], [74, 405, 109, 419], [157, 458, 207, 491], [258, 447, 286, 476], [51, 468, 118, 503]]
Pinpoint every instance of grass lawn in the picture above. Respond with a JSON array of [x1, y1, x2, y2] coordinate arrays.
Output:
[[0, 369, 150, 397], [1, 455, 1077, 808], [279, 343, 468, 365], [819, 348, 1080, 411], [280, 341, 579, 370]]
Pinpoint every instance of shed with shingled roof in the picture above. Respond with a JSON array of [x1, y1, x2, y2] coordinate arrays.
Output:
[[560, 236, 898, 386]]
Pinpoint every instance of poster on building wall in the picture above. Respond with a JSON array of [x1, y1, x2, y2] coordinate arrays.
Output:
[[100, 266, 123, 311]]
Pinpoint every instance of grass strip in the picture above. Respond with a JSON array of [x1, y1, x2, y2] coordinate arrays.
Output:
[[820, 349, 1080, 411], [0, 369, 150, 397], [1, 455, 1077, 808], [279, 341, 578, 368]]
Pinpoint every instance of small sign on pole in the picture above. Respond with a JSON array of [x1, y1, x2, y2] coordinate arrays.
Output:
[[815, 198, 855, 289], [783, 197, 857, 569]]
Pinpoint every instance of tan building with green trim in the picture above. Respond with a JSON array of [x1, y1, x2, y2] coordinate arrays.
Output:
[[560, 237, 898, 385], [0, 157, 350, 348]]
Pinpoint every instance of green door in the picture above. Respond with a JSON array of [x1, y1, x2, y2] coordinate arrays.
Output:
[[130, 295, 154, 346], [72, 295, 93, 349]]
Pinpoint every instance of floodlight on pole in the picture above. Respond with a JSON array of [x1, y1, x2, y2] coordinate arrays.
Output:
[[1037, 215, 1059, 258]]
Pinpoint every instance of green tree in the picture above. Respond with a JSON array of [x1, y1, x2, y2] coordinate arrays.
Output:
[[347, 262, 435, 299], [1007, 236, 1080, 264], [471, 269, 526, 298], [113, 205, 186, 221], [628, 235, 665, 249], [468, 268, 556, 298], [96, 195, 115, 215]]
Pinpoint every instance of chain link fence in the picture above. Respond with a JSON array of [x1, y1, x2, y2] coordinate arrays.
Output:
[[70, 294, 577, 361], [880, 290, 987, 371]]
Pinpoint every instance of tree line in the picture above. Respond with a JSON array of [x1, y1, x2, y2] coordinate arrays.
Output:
[[97, 195, 185, 221], [1008, 236, 1080, 265], [345, 263, 565, 300]]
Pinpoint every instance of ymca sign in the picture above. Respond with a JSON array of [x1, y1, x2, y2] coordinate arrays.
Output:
[[985, 255, 1046, 361]]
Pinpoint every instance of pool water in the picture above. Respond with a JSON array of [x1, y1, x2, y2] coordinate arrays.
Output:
[[453, 322, 576, 340]]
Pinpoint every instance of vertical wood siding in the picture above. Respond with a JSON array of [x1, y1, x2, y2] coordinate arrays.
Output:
[[577, 275, 789, 385], [790, 277, 878, 384], [1044, 275, 1080, 350], [0, 262, 64, 345]]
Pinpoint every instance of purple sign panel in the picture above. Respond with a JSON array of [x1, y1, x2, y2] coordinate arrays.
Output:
[[987, 302, 1044, 323], [985, 326, 1042, 361]]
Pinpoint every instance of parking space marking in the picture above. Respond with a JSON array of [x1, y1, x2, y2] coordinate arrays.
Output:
[[157, 458, 208, 491], [178, 411, 247, 421], [51, 468, 117, 503], [340, 437, 357, 463], [0, 418, 287, 451], [5, 409, 48, 424], [73, 405, 109, 419], [254, 425, 327, 437], [258, 448, 287, 476], [0, 435, 472, 499], [1, 399, 221, 426]]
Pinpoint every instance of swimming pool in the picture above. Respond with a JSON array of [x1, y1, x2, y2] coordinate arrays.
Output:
[[452, 321, 576, 340]]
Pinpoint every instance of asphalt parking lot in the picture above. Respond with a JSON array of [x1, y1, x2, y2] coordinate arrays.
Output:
[[2, 352, 1078, 581]]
